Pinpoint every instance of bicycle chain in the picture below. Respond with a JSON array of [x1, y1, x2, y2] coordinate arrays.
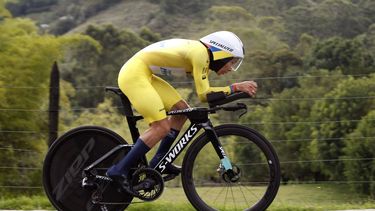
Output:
[[90, 168, 164, 205]]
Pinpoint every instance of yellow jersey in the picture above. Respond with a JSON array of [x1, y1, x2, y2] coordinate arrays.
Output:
[[134, 39, 231, 102]]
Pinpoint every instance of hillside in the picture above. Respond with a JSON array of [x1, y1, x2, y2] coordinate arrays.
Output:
[[7, 0, 375, 42], [67, 1, 161, 35], [7, 0, 214, 38]]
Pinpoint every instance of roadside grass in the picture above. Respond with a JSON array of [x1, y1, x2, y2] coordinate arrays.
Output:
[[0, 184, 374, 210], [269, 183, 375, 211], [0, 195, 52, 210]]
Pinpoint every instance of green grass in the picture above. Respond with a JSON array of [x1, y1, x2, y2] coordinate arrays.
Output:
[[0, 195, 53, 210], [269, 184, 375, 211], [0, 184, 374, 210], [129, 184, 375, 211]]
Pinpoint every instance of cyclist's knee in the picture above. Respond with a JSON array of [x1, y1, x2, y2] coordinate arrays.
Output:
[[172, 100, 189, 110], [151, 119, 170, 137]]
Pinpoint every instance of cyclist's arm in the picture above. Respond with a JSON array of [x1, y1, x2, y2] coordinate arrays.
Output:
[[192, 60, 231, 102]]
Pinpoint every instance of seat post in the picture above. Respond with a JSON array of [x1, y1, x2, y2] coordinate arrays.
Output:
[[118, 93, 149, 166], [119, 93, 141, 143]]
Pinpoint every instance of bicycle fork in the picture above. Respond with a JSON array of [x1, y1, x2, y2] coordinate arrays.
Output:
[[202, 122, 232, 169], [202, 121, 241, 183]]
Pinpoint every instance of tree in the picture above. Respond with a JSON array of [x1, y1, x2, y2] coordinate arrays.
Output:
[[0, 0, 11, 19], [0, 17, 61, 192], [51, 15, 77, 35], [139, 27, 161, 43], [314, 0, 370, 38], [294, 33, 316, 58], [248, 48, 303, 95], [257, 16, 284, 36], [358, 0, 375, 24], [67, 98, 130, 138], [344, 109, 375, 198], [83, 25, 149, 105], [58, 24, 150, 108], [245, 0, 279, 16], [283, 0, 371, 44], [306, 36, 374, 75], [0, 14, 100, 194], [241, 69, 344, 182], [6, 0, 58, 16], [360, 24, 375, 67], [283, 5, 315, 44], [309, 74, 375, 180], [58, 32, 102, 108], [207, 6, 255, 23], [275, 0, 311, 11], [160, 0, 213, 15]]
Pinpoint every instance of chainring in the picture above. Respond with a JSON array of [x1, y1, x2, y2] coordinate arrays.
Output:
[[130, 167, 164, 201]]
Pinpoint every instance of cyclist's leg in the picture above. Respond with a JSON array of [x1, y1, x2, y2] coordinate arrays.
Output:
[[107, 59, 171, 178], [148, 75, 189, 169], [118, 59, 172, 146], [151, 74, 189, 130], [168, 100, 189, 129]]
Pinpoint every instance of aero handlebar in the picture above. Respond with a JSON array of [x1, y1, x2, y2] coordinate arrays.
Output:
[[207, 91, 251, 108]]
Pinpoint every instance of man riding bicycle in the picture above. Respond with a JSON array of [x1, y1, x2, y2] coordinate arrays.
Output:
[[106, 31, 258, 190]]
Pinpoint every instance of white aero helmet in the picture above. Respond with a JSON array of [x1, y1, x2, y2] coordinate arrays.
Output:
[[200, 31, 245, 71]]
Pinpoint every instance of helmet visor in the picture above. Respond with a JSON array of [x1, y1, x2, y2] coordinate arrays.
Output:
[[230, 57, 243, 71]]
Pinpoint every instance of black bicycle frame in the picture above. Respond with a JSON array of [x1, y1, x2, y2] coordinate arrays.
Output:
[[154, 123, 200, 173], [154, 119, 233, 174], [84, 87, 234, 176], [84, 112, 233, 176], [153, 106, 235, 173]]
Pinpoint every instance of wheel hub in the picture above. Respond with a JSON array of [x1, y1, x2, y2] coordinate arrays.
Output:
[[221, 164, 241, 183]]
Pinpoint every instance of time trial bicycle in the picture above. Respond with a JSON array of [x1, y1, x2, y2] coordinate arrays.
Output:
[[43, 87, 280, 211]]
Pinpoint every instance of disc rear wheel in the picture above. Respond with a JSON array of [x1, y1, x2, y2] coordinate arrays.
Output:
[[43, 126, 133, 211]]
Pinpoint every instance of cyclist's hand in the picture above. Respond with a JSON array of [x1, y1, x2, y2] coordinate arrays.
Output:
[[233, 81, 257, 97]]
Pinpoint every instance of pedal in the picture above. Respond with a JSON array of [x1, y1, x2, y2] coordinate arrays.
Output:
[[161, 164, 181, 182], [132, 178, 156, 191]]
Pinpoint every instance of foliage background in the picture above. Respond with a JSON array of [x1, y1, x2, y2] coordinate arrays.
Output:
[[0, 0, 374, 201]]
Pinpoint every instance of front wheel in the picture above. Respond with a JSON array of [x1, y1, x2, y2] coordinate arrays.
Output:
[[182, 124, 280, 211]]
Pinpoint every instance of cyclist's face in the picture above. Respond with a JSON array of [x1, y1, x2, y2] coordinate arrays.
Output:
[[217, 58, 239, 75]]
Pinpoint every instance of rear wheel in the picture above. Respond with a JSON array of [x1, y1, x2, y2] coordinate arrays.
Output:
[[43, 126, 133, 211], [182, 124, 280, 211]]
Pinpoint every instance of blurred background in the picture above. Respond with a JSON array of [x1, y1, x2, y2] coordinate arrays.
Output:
[[0, 0, 374, 210]]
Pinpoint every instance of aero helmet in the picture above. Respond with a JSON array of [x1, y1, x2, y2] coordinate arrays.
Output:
[[200, 31, 244, 71]]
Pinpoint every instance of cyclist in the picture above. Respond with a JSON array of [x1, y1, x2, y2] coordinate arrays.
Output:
[[106, 31, 258, 189]]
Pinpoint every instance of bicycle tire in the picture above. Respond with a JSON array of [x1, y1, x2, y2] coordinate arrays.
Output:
[[43, 126, 133, 211], [181, 124, 280, 211]]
